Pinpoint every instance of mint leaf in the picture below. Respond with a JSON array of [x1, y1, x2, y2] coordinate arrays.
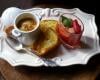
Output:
[[61, 16, 72, 28]]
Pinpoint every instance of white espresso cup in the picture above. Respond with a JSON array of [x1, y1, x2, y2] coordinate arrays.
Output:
[[12, 12, 40, 46]]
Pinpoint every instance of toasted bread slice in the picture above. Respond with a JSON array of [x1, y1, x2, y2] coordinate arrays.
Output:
[[32, 28, 59, 56], [31, 20, 59, 56], [39, 20, 58, 32]]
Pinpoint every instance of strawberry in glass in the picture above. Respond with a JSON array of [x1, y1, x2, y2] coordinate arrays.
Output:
[[57, 13, 84, 48]]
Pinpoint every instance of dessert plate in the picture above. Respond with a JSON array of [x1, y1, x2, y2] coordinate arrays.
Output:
[[0, 7, 100, 67]]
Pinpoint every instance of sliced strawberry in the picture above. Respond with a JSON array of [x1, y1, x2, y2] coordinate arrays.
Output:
[[72, 19, 81, 34], [57, 23, 70, 41]]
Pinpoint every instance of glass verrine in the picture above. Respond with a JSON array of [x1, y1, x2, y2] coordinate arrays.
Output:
[[57, 13, 84, 48]]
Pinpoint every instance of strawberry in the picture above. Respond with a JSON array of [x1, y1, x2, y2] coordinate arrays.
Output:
[[57, 23, 70, 41], [72, 19, 81, 34]]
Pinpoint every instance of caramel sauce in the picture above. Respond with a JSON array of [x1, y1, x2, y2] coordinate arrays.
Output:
[[17, 18, 36, 31]]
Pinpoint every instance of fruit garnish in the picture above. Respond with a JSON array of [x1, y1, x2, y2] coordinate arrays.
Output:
[[58, 14, 83, 48], [61, 16, 72, 28], [57, 23, 70, 41], [68, 28, 75, 33], [72, 19, 81, 34]]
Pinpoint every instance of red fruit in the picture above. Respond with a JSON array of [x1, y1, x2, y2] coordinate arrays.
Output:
[[72, 19, 81, 34], [57, 23, 70, 41]]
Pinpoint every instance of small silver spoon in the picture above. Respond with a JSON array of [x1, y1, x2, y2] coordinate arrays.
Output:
[[0, 20, 4, 53], [5, 36, 59, 67]]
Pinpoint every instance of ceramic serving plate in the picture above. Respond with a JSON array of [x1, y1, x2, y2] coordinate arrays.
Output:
[[0, 7, 100, 67]]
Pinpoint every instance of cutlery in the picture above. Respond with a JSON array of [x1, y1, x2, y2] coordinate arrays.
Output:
[[5, 36, 59, 67], [0, 20, 4, 53], [0, 38, 3, 52]]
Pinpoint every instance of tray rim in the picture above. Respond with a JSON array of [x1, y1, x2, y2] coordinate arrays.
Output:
[[0, 7, 100, 67]]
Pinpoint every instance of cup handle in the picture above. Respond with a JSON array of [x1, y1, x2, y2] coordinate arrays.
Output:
[[12, 29, 21, 37]]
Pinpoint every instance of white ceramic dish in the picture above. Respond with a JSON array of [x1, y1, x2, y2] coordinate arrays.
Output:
[[0, 7, 100, 67]]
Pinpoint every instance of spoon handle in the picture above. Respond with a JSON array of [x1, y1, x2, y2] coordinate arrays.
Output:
[[0, 38, 3, 52], [22, 48, 39, 58], [0, 20, 3, 53], [23, 48, 59, 67]]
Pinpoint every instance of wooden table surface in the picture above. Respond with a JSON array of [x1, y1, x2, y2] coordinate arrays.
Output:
[[0, 56, 100, 80], [0, 0, 100, 80]]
